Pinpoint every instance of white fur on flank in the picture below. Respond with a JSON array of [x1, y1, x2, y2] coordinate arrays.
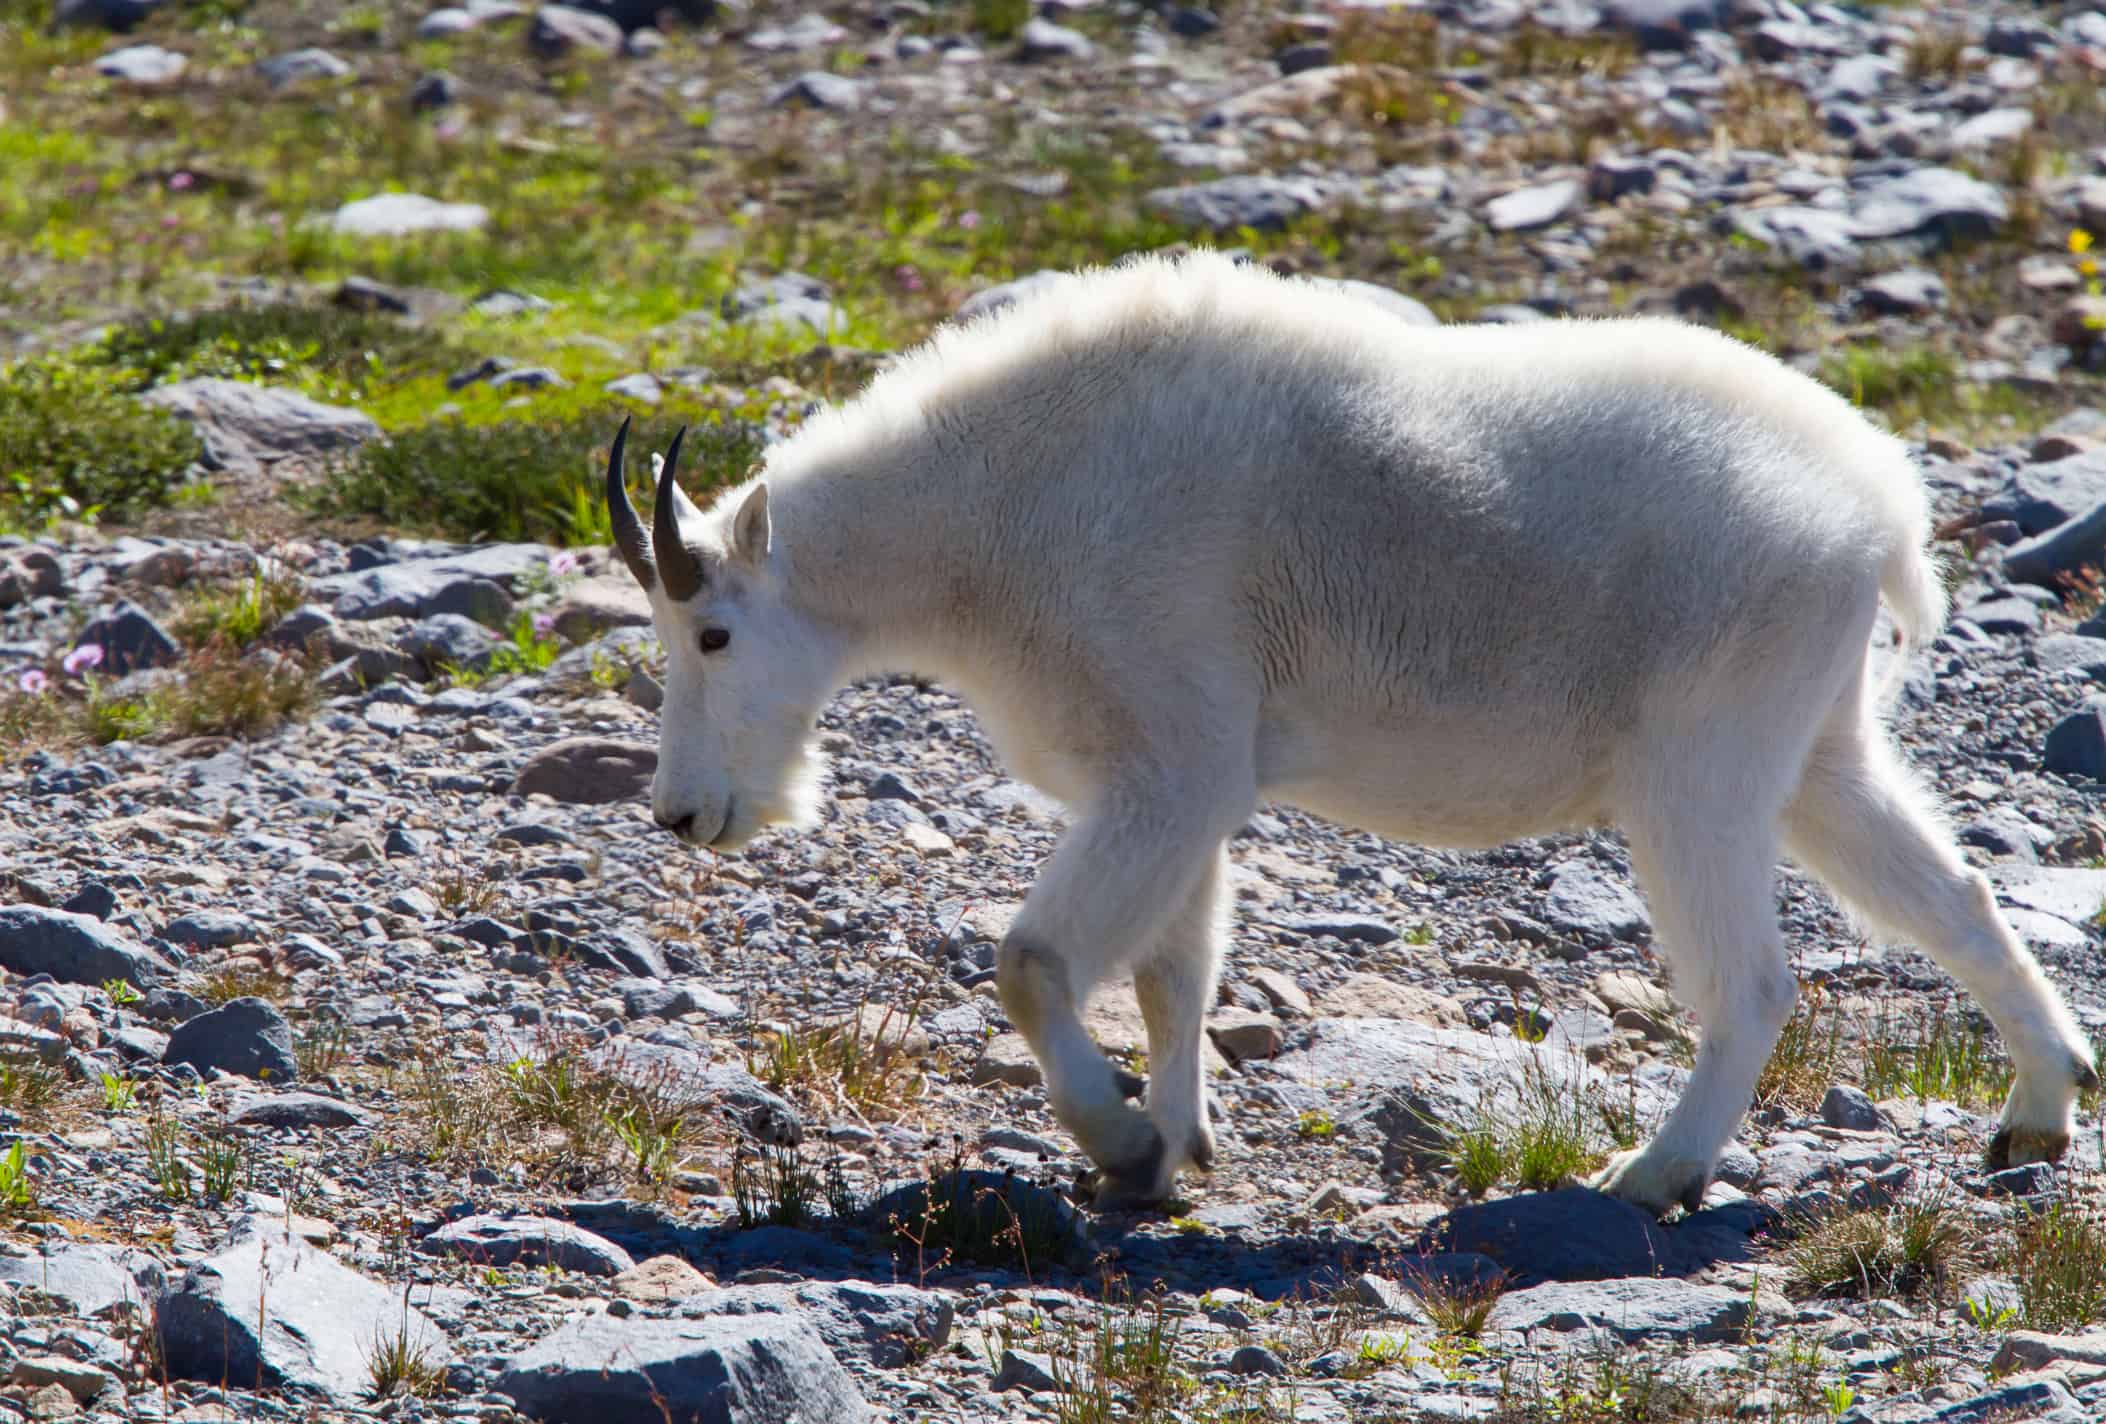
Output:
[[632, 249, 2096, 1216]]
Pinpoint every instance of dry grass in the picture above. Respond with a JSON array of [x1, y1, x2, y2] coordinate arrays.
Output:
[[748, 998, 931, 1121], [1753, 982, 1846, 1114], [1783, 1196, 1971, 1302]]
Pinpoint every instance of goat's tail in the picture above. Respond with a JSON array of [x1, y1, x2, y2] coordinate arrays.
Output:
[[1874, 507, 1949, 709]]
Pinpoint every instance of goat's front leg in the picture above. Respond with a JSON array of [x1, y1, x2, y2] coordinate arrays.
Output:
[[997, 780, 1251, 1210]]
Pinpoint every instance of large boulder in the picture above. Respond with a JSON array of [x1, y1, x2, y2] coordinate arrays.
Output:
[[495, 1311, 871, 1424], [0, 906, 172, 988], [139, 379, 380, 477], [156, 1222, 454, 1404]]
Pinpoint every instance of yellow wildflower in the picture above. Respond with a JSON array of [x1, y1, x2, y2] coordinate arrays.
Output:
[[2072, 228, 2096, 256]]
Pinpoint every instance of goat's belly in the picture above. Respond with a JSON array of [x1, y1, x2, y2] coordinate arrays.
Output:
[[1256, 710, 1609, 849]]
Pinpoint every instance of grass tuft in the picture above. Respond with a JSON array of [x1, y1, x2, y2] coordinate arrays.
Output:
[[1783, 1197, 1970, 1302]]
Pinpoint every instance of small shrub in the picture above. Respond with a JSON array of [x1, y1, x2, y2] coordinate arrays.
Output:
[[1784, 1197, 1970, 1302], [311, 413, 765, 548], [171, 568, 308, 650], [1408, 1264, 1508, 1339], [0, 1054, 62, 1120], [363, 1291, 449, 1401], [0, 353, 204, 529], [295, 1020, 351, 1080], [201, 964, 289, 1005], [2008, 1195, 2106, 1330], [749, 1001, 928, 1119], [89, 304, 458, 394], [1434, 1047, 1636, 1196], [100, 1071, 138, 1113]]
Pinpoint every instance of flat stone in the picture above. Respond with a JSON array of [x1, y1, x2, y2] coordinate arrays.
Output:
[[674, 1280, 954, 1368], [495, 1311, 871, 1423], [330, 193, 490, 237], [94, 42, 184, 83], [74, 599, 178, 674], [612, 1254, 713, 1301], [1855, 267, 1947, 315], [770, 71, 864, 110], [0, 1243, 165, 1317], [1849, 167, 2008, 246], [227, 1090, 368, 1130], [161, 909, 254, 948], [1315, 973, 1467, 1029], [419, 1214, 636, 1276], [0, 905, 172, 988], [528, 3, 623, 57], [140, 378, 380, 476], [1145, 176, 1327, 232], [971, 1032, 1041, 1088], [257, 47, 351, 87], [1415, 1187, 1771, 1285], [511, 737, 656, 804], [1485, 178, 1583, 233], [1543, 861, 1651, 942], [156, 1221, 454, 1403], [1488, 1276, 1750, 1342]]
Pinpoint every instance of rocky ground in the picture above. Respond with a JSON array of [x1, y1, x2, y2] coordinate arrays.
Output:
[[9, 0, 2106, 1422]]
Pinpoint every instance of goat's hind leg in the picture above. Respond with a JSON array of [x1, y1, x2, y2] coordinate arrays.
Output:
[[1784, 721, 2099, 1169]]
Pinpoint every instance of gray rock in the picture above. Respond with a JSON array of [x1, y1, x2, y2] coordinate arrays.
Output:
[[0, 1242, 165, 1316], [529, 3, 623, 57], [1416, 1187, 1772, 1284], [257, 47, 351, 87], [2044, 701, 2106, 781], [0, 906, 172, 988], [675, 1280, 955, 1368], [52, 0, 162, 30], [1985, 864, 2106, 926], [1854, 268, 1947, 315], [1146, 176, 1326, 232], [510, 737, 656, 804], [317, 564, 513, 624], [227, 1091, 368, 1130], [1271, 914, 1398, 945], [954, 269, 1075, 323], [2036, 634, 2106, 681], [718, 272, 839, 336], [1982, 449, 2106, 536], [1016, 17, 1092, 61], [419, 1215, 636, 1276], [2004, 498, 2106, 588], [1820, 1084, 1886, 1132], [746, 12, 846, 50], [156, 1221, 453, 1404], [1961, 594, 2042, 636], [74, 599, 178, 675], [1485, 179, 1584, 233], [494, 1311, 871, 1424], [1228, 1344, 1289, 1376], [161, 909, 254, 949], [771, 71, 864, 110], [1926, 1377, 2086, 1424], [1488, 1277, 1749, 1342], [864, 1170, 1089, 1271], [1312, 276, 1438, 327], [330, 193, 489, 237], [1732, 205, 1859, 270], [1587, 154, 1655, 202], [398, 613, 500, 675], [140, 378, 381, 476], [163, 997, 298, 1083], [416, 7, 477, 38], [1951, 108, 2033, 153], [94, 43, 185, 83], [1275, 1019, 1676, 1180], [992, 1348, 1060, 1392], [605, 372, 664, 404], [1543, 861, 1651, 942], [1850, 168, 2008, 246]]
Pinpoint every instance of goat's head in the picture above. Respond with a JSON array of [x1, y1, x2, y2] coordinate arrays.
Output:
[[606, 416, 829, 849]]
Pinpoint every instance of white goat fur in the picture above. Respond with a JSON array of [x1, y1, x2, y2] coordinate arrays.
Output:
[[638, 249, 2097, 1216]]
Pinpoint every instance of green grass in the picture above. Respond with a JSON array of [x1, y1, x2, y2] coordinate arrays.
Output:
[[171, 567, 310, 650], [1862, 1006, 2013, 1112], [1782, 1197, 1970, 1303], [2006, 1194, 2106, 1331], [307, 408, 763, 547], [0, 351, 205, 530]]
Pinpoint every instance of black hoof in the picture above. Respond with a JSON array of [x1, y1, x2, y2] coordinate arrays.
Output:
[[1088, 1131, 1168, 1211], [1985, 1128, 2013, 1172], [1113, 1068, 1147, 1101]]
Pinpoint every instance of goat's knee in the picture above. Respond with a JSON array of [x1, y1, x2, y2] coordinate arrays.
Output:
[[996, 934, 1071, 1040]]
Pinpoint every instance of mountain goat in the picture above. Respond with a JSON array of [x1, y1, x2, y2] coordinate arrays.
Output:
[[603, 249, 2097, 1217]]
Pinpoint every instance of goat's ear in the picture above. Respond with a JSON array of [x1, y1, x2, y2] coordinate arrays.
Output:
[[731, 481, 771, 566]]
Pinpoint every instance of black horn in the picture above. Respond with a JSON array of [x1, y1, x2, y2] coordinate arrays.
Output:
[[653, 425, 702, 603], [606, 415, 655, 591]]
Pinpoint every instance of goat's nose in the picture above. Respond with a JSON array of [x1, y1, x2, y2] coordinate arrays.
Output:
[[655, 811, 696, 839]]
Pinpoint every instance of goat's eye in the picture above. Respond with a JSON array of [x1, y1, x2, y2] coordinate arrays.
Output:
[[699, 627, 730, 654]]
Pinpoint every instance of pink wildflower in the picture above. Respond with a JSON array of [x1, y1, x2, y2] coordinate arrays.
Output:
[[17, 669, 48, 696], [532, 612, 557, 639], [169, 171, 194, 192], [61, 644, 103, 676], [958, 209, 981, 231], [549, 550, 580, 577]]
